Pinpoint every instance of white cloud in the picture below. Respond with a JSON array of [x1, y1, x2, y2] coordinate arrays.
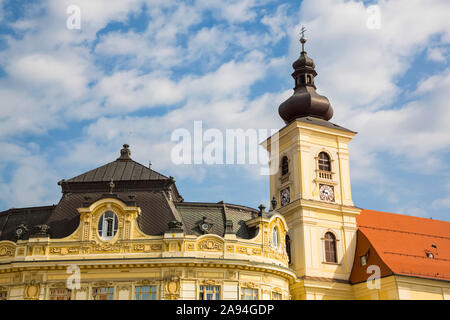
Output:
[[195, 0, 259, 23], [427, 47, 447, 62], [431, 197, 450, 210], [1, 0, 450, 218], [0, 143, 59, 208], [261, 4, 292, 43], [296, 0, 450, 118]]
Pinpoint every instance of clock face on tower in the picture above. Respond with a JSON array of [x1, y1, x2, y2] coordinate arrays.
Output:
[[281, 188, 290, 206], [319, 184, 334, 202]]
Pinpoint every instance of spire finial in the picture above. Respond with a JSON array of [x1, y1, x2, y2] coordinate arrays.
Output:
[[299, 25, 307, 52]]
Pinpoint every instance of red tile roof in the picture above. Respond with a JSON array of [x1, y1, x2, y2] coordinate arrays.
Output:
[[350, 209, 450, 284]]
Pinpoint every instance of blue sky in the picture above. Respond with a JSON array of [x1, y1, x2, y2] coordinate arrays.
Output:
[[0, 0, 449, 221]]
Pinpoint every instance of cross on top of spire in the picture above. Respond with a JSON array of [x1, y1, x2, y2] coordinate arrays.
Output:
[[299, 25, 307, 52]]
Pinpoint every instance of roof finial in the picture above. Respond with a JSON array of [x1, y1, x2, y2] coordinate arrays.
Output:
[[299, 25, 307, 52], [117, 144, 132, 160]]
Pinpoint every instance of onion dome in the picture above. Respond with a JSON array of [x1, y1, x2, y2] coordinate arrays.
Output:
[[278, 33, 333, 124]]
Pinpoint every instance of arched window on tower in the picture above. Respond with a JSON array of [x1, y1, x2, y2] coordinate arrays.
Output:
[[324, 232, 337, 263], [281, 156, 289, 175], [318, 152, 331, 171], [306, 75, 312, 84]]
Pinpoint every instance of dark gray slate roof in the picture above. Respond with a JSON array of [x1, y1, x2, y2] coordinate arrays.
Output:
[[65, 144, 168, 183], [0, 145, 260, 242], [45, 191, 178, 238], [66, 160, 168, 183], [295, 116, 356, 133], [175, 202, 259, 239], [0, 206, 55, 241]]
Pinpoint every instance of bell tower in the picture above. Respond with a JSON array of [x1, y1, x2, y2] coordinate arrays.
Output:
[[263, 30, 361, 300]]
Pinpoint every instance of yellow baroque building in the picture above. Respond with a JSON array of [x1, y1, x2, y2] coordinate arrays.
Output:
[[0, 36, 449, 300]]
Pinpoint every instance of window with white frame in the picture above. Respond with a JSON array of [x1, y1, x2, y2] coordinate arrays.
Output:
[[241, 287, 258, 300], [98, 211, 118, 240], [92, 287, 114, 300], [199, 285, 220, 300], [135, 285, 157, 300], [49, 288, 71, 300]]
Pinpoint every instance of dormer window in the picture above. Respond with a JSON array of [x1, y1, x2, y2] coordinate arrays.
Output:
[[98, 211, 118, 240], [360, 250, 369, 266], [281, 156, 289, 175]]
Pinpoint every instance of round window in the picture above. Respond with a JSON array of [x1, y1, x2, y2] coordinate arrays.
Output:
[[98, 211, 118, 240]]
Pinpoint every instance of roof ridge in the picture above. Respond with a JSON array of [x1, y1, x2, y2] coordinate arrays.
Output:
[[358, 224, 450, 240]]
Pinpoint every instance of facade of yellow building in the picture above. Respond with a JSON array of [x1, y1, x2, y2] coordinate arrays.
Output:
[[0, 35, 449, 300]]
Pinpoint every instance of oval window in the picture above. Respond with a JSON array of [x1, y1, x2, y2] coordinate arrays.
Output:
[[98, 211, 118, 240]]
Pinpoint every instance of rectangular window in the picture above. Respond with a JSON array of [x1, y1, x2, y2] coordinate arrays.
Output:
[[135, 285, 157, 300], [0, 291, 7, 300], [240, 288, 258, 300], [272, 292, 282, 300], [199, 285, 220, 300], [93, 287, 114, 300], [49, 288, 71, 300]]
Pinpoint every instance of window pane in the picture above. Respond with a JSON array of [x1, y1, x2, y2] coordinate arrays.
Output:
[[98, 216, 103, 233], [200, 285, 220, 300]]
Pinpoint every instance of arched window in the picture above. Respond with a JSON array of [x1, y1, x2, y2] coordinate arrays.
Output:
[[272, 227, 279, 248], [318, 152, 331, 172], [281, 156, 289, 175], [98, 211, 118, 240], [324, 232, 337, 263]]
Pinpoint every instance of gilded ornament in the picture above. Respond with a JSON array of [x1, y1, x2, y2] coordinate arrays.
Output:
[[0, 245, 15, 257], [198, 239, 223, 251], [24, 282, 40, 300]]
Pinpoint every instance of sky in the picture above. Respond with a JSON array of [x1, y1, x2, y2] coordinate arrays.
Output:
[[0, 0, 449, 221]]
